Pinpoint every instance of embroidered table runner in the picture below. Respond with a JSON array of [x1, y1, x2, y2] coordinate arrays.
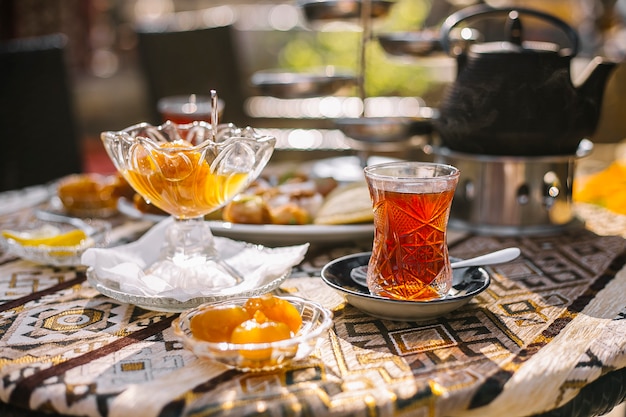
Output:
[[0, 206, 625, 417]]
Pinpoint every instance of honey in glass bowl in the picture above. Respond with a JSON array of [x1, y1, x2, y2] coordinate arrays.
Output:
[[124, 140, 250, 219], [100, 120, 276, 292]]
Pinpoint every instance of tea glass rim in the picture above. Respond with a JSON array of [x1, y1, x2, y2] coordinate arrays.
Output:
[[364, 161, 460, 182]]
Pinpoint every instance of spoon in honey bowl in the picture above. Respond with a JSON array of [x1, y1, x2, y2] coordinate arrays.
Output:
[[350, 247, 521, 287], [211, 89, 218, 139]]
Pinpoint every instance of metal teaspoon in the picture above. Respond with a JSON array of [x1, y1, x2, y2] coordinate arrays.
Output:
[[449, 247, 521, 269]]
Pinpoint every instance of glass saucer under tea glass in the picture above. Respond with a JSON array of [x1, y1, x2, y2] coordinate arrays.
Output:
[[101, 120, 276, 293]]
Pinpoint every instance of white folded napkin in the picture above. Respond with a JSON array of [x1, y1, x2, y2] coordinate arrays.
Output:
[[81, 218, 309, 301]]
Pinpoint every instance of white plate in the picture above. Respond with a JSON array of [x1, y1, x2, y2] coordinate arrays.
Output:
[[208, 222, 374, 245], [321, 252, 491, 321], [117, 198, 374, 245]]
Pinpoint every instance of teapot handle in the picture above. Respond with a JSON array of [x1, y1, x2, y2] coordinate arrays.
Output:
[[440, 3, 579, 57]]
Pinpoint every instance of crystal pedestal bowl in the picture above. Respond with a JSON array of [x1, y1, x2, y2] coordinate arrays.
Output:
[[101, 121, 276, 291]]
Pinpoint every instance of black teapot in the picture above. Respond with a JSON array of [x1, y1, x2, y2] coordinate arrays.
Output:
[[433, 4, 617, 156]]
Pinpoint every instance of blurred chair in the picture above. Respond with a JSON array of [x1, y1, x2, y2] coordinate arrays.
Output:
[[0, 33, 83, 192], [135, 17, 248, 126]]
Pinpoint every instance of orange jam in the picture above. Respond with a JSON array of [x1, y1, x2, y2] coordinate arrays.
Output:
[[188, 304, 250, 343], [189, 294, 303, 345], [231, 311, 292, 359], [243, 293, 302, 334], [124, 140, 249, 219]]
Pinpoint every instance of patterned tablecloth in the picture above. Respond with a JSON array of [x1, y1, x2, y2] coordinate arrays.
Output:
[[1, 190, 625, 417]]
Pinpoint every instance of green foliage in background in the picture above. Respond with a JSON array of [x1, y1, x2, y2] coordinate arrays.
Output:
[[278, 0, 436, 97]]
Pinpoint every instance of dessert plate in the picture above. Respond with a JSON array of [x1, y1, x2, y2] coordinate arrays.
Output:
[[117, 198, 374, 245], [86, 267, 290, 313], [320, 252, 491, 321]]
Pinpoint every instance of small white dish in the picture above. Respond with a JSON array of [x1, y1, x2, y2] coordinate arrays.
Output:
[[320, 252, 491, 321]]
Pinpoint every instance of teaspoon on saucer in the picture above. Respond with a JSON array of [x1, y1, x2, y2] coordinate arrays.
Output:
[[350, 247, 520, 287]]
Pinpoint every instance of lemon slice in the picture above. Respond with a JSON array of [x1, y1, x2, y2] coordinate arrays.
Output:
[[314, 182, 374, 225], [2, 229, 88, 247]]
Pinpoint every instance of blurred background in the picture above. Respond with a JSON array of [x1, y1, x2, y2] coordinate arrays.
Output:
[[1, 0, 625, 178]]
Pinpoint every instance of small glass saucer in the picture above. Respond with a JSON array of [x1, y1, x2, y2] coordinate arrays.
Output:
[[320, 252, 491, 321], [173, 296, 333, 372], [86, 267, 290, 313], [1, 219, 110, 267]]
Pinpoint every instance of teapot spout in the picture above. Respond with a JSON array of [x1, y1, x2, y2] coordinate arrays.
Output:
[[574, 56, 617, 135], [575, 56, 617, 102]]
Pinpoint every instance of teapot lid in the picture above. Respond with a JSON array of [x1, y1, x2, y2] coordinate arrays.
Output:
[[469, 11, 569, 55], [470, 40, 563, 55], [440, 5, 580, 58]]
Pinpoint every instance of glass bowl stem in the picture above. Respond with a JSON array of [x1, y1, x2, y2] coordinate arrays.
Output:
[[145, 216, 243, 289]]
